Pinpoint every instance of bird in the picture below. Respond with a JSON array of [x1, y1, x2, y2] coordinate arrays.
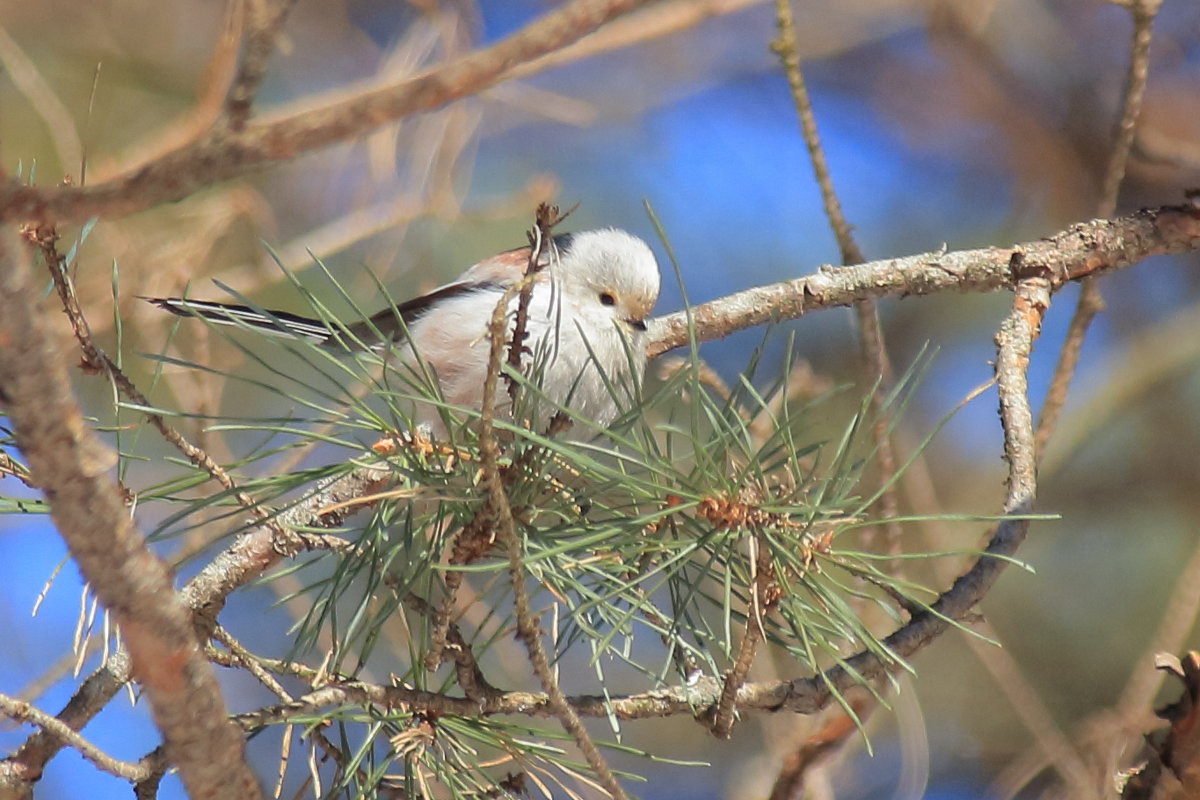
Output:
[[144, 228, 662, 436]]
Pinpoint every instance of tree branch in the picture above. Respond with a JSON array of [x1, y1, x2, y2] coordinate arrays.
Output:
[[0, 231, 261, 799], [7, 465, 388, 783], [224, 0, 302, 131], [647, 203, 1200, 357], [1035, 0, 1161, 457], [474, 218, 628, 798], [0, 0, 654, 224], [760, 262, 1051, 715], [771, 0, 902, 552], [0, 693, 148, 783]]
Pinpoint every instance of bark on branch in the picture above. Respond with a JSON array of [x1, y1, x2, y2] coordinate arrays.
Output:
[[0, 231, 261, 800], [648, 203, 1200, 356], [0, 0, 654, 225]]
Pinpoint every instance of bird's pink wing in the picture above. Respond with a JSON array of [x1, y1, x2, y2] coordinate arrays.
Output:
[[452, 246, 534, 287], [351, 246, 542, 344]]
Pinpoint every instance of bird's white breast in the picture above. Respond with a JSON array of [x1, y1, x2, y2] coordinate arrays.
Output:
[[395, 281, 645, 436]]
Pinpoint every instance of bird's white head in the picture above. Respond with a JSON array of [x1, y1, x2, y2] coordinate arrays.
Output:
[[553, 228, 661, 332]]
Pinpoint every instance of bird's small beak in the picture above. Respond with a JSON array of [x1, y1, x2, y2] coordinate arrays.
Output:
[[625, 317, 647, 332]]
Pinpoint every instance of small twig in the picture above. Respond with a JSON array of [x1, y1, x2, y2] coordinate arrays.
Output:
[[770, 0, 901, 551], [770, 2, 862, 268], [423, 524, 479, 672], [445, 625, 502, 704], [207, 645, 289, 675], [423, 567, 466, 672], [404, 593, 499, 702], [506, 203, 567, 407], [1034, 0, 1160, 456], [425, 205, 568, 671], [0, 692, 149, 782], [212, 626, 293, 702], [225, 0, 301, 131], [1098, 0, 1161, 221], [422, 205, 565, 671], [475, 218, 628, 800], [710, 534, 777, 738], [25, 224, 301, 563]]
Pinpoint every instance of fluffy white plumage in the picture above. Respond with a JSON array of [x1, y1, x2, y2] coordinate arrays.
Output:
[[146, 228, 661, 435]]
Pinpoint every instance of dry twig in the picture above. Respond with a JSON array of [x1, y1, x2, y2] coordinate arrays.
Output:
[[0, 693, 148, 783], [710, 535, 777, 738], [224, 0, 302, 130], [771, 0, 902, 557], [1035, 0, 1161, 454], [473, 210, 629, 799]]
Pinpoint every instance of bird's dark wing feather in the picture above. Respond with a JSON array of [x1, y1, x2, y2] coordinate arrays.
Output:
[[140, 297, 334, 342], [345, 281, 501, 346], [143, 234, 563, 349], [143, 281, 503, 351]]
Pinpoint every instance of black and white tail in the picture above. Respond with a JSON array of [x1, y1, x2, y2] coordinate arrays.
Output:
[[141, 297, 336, 344]]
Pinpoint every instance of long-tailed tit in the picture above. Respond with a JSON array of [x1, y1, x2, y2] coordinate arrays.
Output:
[[145, 228, 661, 435]]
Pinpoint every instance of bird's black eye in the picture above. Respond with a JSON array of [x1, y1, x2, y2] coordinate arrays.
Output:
[[599, 292, 616, 306]]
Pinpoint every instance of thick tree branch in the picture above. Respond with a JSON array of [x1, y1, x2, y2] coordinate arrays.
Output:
[[647, 203, 1200, 357], [0, 0, 653, 225], [0, 232, 261, 799]]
